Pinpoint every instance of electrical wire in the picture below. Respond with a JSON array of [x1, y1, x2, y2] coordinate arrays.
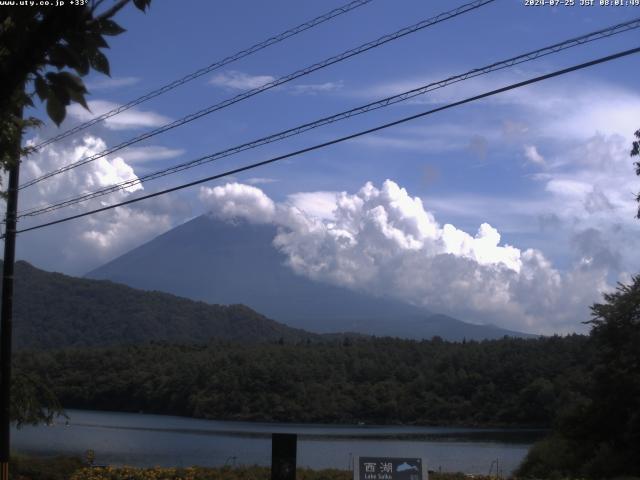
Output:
[[19, 0, 496, 190], [29, 0, 375, 151], [17, 16, 640, 219], [11, 45, 640, 237]]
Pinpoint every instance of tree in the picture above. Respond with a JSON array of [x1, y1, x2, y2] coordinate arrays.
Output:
[[633, 129, 640, 217], [582, 276, 640, 476], [517, 277, 640, 478], [0, 0, 151, 426], [0, 0, 151, 183], [517, 129, 640, 478]]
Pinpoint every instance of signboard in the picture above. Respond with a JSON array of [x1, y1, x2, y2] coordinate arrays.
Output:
[[355, 457, 427, 480]]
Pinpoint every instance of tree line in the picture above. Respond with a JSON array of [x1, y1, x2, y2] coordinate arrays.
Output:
[[17, 334, 591, 428]]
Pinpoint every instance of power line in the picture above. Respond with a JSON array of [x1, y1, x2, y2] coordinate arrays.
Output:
[[20, 0, 495, 190], [12, 45, 640, 237], [29, 0, 374, 151], [17, 16, 640, 219]]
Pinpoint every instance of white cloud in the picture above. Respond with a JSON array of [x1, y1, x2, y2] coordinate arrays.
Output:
[[539, 134, 637, 224], [358, 68, 640, 142], [67, 100, 170, 130], [80, 206, 172, 253], [12, 136, 183, 274], [524, 144, 545, 166], [509, 83, 640, 142], [201, 180, 612, 334], [209, 71, 275, 90], [287, 191, 339, 220], [354, 134, 464, 153], [291, 81, 343, 95], [209, 70, 342, 96], [313, 71, 640, 325], [245, 177, 278, 185], [119, 145, 185, 164], [199, 183, 276, 224], [22, 135, 143, 200], [352, 123, 501, 155], [355, 69, 518, 105]]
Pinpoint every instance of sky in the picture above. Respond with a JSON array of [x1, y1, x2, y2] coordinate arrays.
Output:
[[8, 0, 640, 335]]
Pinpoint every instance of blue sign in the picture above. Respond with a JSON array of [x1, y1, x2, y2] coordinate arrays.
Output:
[[355, 457, 427, 480]]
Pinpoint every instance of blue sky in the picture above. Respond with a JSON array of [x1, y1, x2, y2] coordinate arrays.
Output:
[[12, 0, 640, 334]]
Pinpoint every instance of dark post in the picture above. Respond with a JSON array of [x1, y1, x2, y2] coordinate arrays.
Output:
[[0, 115, 21, 480], [271, 433, 297, 480]]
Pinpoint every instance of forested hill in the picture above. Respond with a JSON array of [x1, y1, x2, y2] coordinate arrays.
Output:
[[18, 335, 592, 427], [3, 260, 319, 349]]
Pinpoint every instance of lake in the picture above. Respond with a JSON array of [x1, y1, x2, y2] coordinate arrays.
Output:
[[12, 409, 544, 476]]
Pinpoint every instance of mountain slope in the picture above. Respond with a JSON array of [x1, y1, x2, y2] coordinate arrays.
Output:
[[87, 215, 533, 340], [4, 260, 318, 350]]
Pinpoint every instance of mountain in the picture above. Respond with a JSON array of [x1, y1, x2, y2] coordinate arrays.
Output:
[[3, 260, 319, 350], [87, 215, 534, 341]]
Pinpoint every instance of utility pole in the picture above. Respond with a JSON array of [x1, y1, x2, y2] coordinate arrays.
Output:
[[271, 433, 297, 480], [0, 104, 23, 480]]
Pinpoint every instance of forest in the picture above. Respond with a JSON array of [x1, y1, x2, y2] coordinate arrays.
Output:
[[4, 260, 319, 350], [17, 335, 590, 427], [10, 274, 640, 478]]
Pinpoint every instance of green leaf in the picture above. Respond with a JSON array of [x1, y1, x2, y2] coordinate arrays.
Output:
[[89, 50, 110, 76], [99, 19, 126, 36], [46, 73, 71, 106], [56, 71, 87, 93], [52, 72, 89, 110], [133, 0, 152, 11], [67, 89, 88, 110], [89, 31, 110, 49], [47, 45, 67, 69], [50, 44, 83, 71], [34, 75, 49, 102], [76, 55, 90, 76], [46, 95, 65, 126]]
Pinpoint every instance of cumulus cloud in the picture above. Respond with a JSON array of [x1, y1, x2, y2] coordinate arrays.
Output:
[[22, 136, 142, 202], [209, 71, 275, 90], [201, 179, 613, 334], [80, 206, 172, 253], [12, 136, 183, 274], [67, 100, 170, 130], [199, 182, 276, 224], [287, 191, 339, 220]]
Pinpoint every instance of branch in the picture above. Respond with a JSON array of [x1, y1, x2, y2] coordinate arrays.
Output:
[[91, 0, 107, 13], [92, 0, 131, 23]]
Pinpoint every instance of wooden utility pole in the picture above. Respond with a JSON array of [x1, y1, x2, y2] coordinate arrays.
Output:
[[0, 105, 22, 480], [271, 434, 297, 480]]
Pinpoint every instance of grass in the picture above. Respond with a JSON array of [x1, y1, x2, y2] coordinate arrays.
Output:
[[10, 456, 499, 480], [10, 455, 86, 480]]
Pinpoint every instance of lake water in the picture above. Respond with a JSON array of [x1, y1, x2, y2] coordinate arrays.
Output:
[[12, 409, 544, 476]]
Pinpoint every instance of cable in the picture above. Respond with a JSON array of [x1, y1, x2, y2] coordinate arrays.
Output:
[[11, 45, 640, 237], [20, 0, 496, 190], [17, 16, 640, 218], [30, 0, 374, 151]]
